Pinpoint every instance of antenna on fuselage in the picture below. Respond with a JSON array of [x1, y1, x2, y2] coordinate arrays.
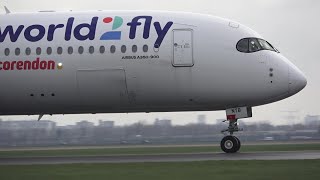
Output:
[[4, 6, 10, 14], [38, 114, 44, 121]]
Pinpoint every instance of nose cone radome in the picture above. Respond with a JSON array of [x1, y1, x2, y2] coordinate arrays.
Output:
[[289, 65, 307, 95]]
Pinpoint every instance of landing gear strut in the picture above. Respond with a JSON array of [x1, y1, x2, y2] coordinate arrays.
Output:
[[220, 119, 242, 153], [220, 107, 252, 153]]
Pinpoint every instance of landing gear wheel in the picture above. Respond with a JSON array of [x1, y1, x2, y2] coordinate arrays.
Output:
[[234, 136, 241, 152], [220, 136, 240, 153]]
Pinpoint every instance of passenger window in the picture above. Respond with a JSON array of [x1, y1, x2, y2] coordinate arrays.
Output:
[[236, 38, 249, 53], [36, 47, 41, 55], [47, 47, 52, 55], [15, 48, 20, 56], [110, 45, 116, 53], [143, 45, 148, 52], [89, 46, 94, 54], [99, 46, 105, 54], [154, 44, 160, 52], [4, 48, 10, 56], [25, 48, 31, 55], [78, 46, 84, 54], [121, 45, 126, 53], [57, 47, 63, 55], [132, 45, 137, 53], [68, 46, 73, 54]]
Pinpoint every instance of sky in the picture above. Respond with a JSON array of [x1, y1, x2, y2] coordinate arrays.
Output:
[[0, 0, 319, 126]]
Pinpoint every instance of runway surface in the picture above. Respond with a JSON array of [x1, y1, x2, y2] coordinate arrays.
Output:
[[1, 151, 320, 165], [2, 140, 320, 151]]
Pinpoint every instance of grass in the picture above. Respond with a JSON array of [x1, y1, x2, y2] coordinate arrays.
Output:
[[0, 143, 320, 158], [0, 160, 319, 180]]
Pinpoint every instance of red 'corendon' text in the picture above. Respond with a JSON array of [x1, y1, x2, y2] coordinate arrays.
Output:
[[0, 58, 55, 71]]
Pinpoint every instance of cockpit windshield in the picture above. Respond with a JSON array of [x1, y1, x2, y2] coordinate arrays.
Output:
[[237, 38, 279, 53], [258, 39, 277, 51], [249, 38, 261, 52]]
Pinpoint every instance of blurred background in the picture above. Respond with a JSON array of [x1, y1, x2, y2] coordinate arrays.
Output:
[[1, 115, 319, 147]]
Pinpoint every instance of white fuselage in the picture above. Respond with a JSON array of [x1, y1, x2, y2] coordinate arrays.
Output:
[[0, 11, 306, 115]]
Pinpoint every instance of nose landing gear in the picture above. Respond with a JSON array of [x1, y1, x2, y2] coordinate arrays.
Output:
[[220, 107, 252, 153], [221, 119, 242, 153]]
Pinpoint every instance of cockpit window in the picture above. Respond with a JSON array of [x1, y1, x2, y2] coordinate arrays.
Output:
[[258, 39, 274, 51], [249, 38, 261, 52], [237, 38, 279, 53], [236, 38, 249, 53]]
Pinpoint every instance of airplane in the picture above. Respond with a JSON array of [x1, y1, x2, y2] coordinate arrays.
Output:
[[0, 7, 307, 153]]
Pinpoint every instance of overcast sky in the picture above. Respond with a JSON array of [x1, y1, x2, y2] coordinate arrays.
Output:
[[0, 0, 319, 126]]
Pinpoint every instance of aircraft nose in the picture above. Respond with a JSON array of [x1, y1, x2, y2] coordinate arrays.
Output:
[[289, 65, 307, 95]]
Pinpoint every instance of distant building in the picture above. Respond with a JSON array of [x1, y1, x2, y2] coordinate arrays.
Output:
[[76, 121, 94, 128], [58, 125, 76, 130], [304, 115, 320, 126], [154, 119, 172, 127], [99, 120, 114, 128], [35, 121, 56, 130], [0, 120, 56, 130], [197, 115, 206, 124]]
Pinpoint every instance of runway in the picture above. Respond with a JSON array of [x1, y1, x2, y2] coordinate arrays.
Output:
[[1, 151, 320, 165]]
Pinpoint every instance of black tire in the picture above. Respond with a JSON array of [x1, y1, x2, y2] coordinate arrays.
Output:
[[220, 136, 239, 153], [234, 136, 241, 152]]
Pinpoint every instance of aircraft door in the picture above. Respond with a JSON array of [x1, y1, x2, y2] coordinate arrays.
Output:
[[172, 29, 194, 67]]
